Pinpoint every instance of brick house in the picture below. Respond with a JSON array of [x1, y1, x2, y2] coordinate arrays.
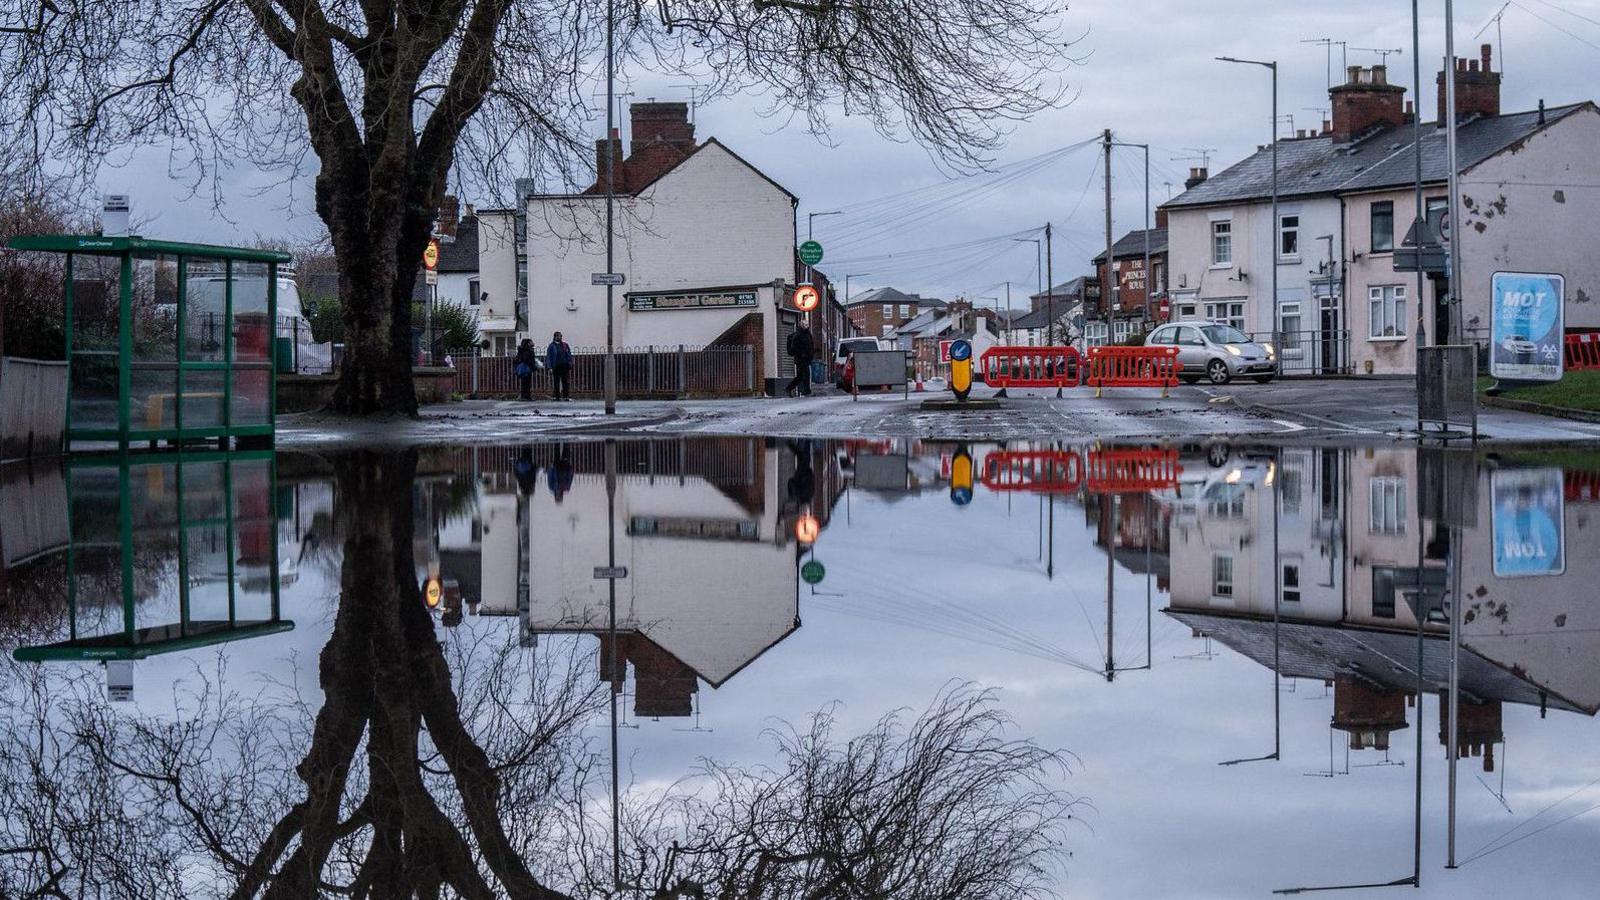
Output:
[[1089, 223, 1168, 345], [846, 286, 945, 339]]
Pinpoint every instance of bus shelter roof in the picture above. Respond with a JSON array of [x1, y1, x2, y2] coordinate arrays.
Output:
[[6, 234, 292, 263]]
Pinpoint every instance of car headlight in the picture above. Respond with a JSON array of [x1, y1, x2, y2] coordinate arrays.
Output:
[[1224, 344, 1243, 356], [1261, 342, 1276, 358]]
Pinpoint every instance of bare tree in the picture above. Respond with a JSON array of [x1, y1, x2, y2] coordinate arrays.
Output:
[[1, 1, 1072, 415]]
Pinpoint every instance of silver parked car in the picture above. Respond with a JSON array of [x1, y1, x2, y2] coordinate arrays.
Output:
[[1145, 320, 1277, 385]]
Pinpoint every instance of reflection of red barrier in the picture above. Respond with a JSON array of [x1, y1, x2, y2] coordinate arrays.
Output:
[[1568, 470, 1600, 502], [981, 450, 1083, 493], [1567, 332, 1600, 371], [980, 346, 1082, 389], [1083, 346, 1181, 397], [1084, 448, 1183, 493]]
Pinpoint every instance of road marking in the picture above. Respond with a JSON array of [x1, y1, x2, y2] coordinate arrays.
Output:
[[1271, 419, 1308, 433]]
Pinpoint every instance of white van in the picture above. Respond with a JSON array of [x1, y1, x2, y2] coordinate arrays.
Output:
[[835, 337, 886, 388]]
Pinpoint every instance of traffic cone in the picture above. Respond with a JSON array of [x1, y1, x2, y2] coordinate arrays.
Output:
[[915, 372, 925, 392]]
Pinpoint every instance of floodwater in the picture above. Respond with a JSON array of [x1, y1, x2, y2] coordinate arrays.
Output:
[[2, 437, 1597, 898]]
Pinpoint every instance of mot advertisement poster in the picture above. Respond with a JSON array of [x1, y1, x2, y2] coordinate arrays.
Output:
[[1490, 271, 1565, 382], [1491, 467, 1566, 579]]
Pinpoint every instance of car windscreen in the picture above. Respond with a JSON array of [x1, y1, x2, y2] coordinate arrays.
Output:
[[840, 340, 878, 354], [1200, 325, 1250, 344]]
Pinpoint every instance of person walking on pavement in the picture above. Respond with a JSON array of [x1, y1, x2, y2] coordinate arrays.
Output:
[[784, 322, 815, 397], [546, 331, 574, 401], [513, 338, 540, 401]]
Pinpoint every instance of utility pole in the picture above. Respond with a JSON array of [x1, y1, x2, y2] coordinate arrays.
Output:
[[603, 0, 617, 415], [1103, 128, 1114, 348], [1444, 0, 1465, 346], [1413, 0, 1427, 356], [1045, 222, 1054, 346]]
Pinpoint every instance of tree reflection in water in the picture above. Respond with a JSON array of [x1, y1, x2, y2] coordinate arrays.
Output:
[[0, 449, 1084, 899]]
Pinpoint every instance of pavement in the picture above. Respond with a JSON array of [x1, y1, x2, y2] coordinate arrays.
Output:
[[274, 379, 1600, 448]]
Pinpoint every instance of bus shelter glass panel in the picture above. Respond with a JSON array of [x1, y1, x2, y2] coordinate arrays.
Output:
[[12, 451, 291, 662], [68, 255, 123, 432], [130, 255, 181, 431], [231, 261, 273, 426]]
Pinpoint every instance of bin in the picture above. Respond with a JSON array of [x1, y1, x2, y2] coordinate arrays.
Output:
[[275, 337, 294, 373]]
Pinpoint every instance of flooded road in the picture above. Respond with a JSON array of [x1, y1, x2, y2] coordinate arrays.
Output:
[[2, 438, 1598, 898]]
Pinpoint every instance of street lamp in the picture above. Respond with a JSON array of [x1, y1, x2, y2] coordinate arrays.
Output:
[[807, 210, 842, 242], [1217, 56, 1279, 356], [844, 273, 871, 305]]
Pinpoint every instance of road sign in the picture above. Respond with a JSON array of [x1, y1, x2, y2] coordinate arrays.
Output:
[[1395, 218, 1447, 273], [593, 566, 629, 580], [423, 239, 440, 271], [949, 339, 972, 362], [1490, 271, 1565, 382], [939, 339, 954, 362], [424, 269, 438, 286], [591, 272, 626, 286], [795, 513, 820, 544], [1492, 468, 1565, 578], [1157, 296, 1171, 320], [801, 560, 826, 585], [794, 284, 820, 311], [799, 240, 824, 266]]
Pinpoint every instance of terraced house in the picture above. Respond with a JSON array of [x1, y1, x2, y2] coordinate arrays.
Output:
[[1163, 47, 1600, 376]]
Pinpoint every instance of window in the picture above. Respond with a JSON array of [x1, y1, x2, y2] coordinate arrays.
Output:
[[1280, 460, 1303, 514], [1279, 214, 1300, 258], [468, 277, 481, 306], [1213, 555, 1234, 597], [1208, 486, 1246, 519], [1282, 564, 1302, 603], [1204, 301, 1246, 331], [882, 304, 893, 320], [1370, 477, 1406, 535], [880, 324, 893, 337], [1149, 327, 1174, 346], [1368, 285, 1408, 338], [1176, 326, 1204, 346], [1371, 568, 1399, 619], [1211, 220, 1233, 265], [1279, 302, 1302, 354], [1177, 303, 1197, 321], [1113, 319, 1132, 341], [1371, 201, 1395, 253], [1426, 197, 1450, 244], [900, 303, 912, 317]]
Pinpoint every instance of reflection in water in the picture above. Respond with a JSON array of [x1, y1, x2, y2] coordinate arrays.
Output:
[[1, 438, 1598, 896]]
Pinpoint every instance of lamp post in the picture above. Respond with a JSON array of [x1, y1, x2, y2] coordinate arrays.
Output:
[[603, 0, 617, 415], [1013, 237, 1043, 343], [804, 210, 842, 285], [1217, 56, 1279, 356], [1110, 140, 1152, 326], [844, 273, 870, 306]]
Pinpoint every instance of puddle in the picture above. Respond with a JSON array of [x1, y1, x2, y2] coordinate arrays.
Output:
[[2, 438, 1597, 897]]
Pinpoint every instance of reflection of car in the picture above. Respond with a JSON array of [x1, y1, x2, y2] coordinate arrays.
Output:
[[1153, 449, 1274, 519], [1146, 320, 1277, 385]]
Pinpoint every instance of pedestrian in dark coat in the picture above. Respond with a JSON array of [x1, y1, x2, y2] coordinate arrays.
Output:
[[513, 339, 540, 401], [546, 331, 574, 401], [784, 322, 815, 397]]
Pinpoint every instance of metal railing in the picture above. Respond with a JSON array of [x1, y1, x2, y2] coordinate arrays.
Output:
[[1248, 329, 1352, 376], [440, 345, 757, 398]]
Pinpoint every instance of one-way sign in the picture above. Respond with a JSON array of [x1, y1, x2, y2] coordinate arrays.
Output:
[[591, 272, 626, 286]]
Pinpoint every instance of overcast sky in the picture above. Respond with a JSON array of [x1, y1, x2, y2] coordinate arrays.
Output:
[[102, 0, 1600, 308]]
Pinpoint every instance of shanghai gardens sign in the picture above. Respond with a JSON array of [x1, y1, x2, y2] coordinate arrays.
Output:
[[628, 289, 759, 312]]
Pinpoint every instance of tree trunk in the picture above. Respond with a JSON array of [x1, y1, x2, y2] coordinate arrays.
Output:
[[327, 258, 421, 416]]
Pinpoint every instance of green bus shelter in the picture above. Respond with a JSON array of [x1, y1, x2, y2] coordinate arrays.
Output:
[[6, 234, 290, 447], [12, 449, 292, 662]]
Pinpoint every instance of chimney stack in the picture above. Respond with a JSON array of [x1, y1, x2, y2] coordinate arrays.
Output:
[[1438, 43, 1501, 125], [1185, 166, 1208, 190], [436, 194, 460, 239], [1155, 207, 1168, 229], [594, 128, 625, 191], [1329, 64, 1406, 143]]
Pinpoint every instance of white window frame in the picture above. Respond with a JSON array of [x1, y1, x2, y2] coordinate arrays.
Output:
[[467, 277, 481, 306], [1211, 220, 1233, 267], [1278, 302, 1303, 358], [880, 323, 893, 337], [1205, 301, 1246, 331], [899, 303, 911, 317], [1278, 214, 1301, 261], [882, 303, 893, 320], [1369, 477, 1407, 535], [1213, 555, 1235, 598], [1282, 562, 1303, 603], [1368, 284, 1408, 340]]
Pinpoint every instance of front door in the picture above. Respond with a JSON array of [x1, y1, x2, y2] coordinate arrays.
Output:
[[1319, 293, 1342, 374]]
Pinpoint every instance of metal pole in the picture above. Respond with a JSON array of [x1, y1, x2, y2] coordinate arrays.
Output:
[[1447, 524, 1461, 867], [1103, 128, 1115, 342], [605, 439, 621, 888], [1413, 0, 1428, 353], [1143, 145, 1151, 326], [1045, 222, 1055, 346], [1271, 62, 1281, 360], [1106, 493, 1116, 681], [604, 0, 617, 415], [1444, 0, 1464, 346]]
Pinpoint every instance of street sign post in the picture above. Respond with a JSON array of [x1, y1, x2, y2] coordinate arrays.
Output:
[[1489, 271, 1565, 383], [794, 284, 820, 311], [423, 239, 440, 271], [799, 240, 824, 266], [591, 272, 625, 286]]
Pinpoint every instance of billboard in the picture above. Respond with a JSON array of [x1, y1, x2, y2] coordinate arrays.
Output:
[[1491, 467, 1566, 579], [1489, 271, 1564, 382]]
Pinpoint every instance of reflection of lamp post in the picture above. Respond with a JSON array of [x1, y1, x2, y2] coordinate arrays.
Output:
[[1220, 465, 1281, 766]]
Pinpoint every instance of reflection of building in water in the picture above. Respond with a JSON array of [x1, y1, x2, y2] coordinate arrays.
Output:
[[1165, 448, 1600, 768], [472, 439, 841, 717]]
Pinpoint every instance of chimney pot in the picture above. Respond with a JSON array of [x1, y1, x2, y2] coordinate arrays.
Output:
[[1373, 65, 1388, 84], [1482, 43, 1493, 67], [1330, 64, 1407, 142], [1347, 65, 1362, 84], [1322, 118, 1332, 134]]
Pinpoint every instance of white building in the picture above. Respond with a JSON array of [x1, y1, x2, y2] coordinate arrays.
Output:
[[478, 103, 809, 392]]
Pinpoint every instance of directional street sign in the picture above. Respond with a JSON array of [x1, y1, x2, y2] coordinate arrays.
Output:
[[593, 566, 629, 580], [591, 272, 626, 286], [799, 240, 824, 266]]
